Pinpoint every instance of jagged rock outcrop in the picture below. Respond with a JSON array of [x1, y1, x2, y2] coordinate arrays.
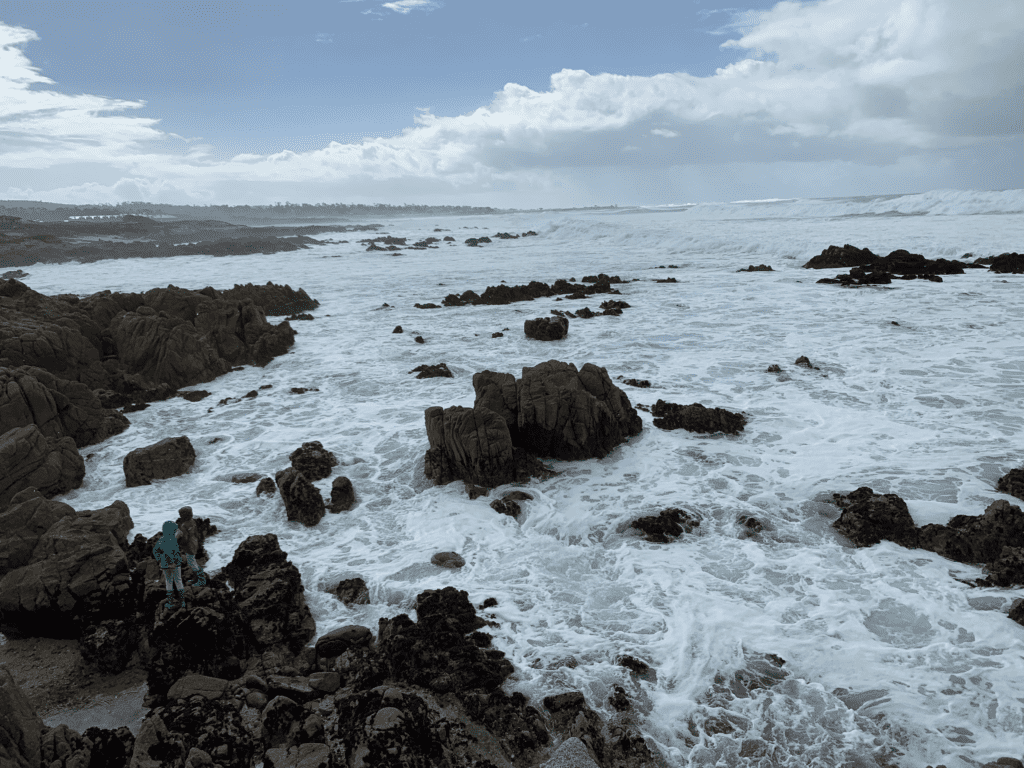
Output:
[[223, 534, 316, 656], [0, 489, 134, 637], [0, 366, 129, 447], [217, 282, 320, 316], [832, 488, 1024, 586], [425, 361, 641, 488], [275, 468, 326, 526], [516, 361, 642, 460], [987, 252, 1024, 274], [123, 435, 196, 487], [650, 400, 747, 435], [803, 244, 879, 269], [0, 666, 43, 768], [0, 425, 85, 507], [288, 440, 337, 482]]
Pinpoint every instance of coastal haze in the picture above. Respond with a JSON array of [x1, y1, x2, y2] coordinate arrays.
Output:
[[1, 1, 1023, 767]]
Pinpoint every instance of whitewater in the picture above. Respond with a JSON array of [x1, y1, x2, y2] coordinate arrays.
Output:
[[17, 188, 1024, 767]]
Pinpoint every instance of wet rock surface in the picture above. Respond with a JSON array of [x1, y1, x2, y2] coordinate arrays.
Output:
[[525, 315, 569, 341], [832, 487, 1024, 586], [650, 400, 747, 435], [123, 435, 196, 487]]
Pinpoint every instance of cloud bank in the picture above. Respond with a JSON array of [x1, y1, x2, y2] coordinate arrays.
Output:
[[2, 0, 1021, 206]]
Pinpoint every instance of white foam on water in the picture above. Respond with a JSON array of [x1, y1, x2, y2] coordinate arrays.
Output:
[[19, 189, 1024, 767]]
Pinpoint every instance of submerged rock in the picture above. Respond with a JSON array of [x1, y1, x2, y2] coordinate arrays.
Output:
[[650, 400, 746, 435]]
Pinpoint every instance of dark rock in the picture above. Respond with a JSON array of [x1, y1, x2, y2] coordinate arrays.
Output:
[[1010, 599, 1024, 627], [738, 515, 764, 536], [274, 468, 326, 526], [288, 441, 337, 481], [216, 282, 319, 316], [982, 547, 1024, 587], [630, 507, 701, 543], [285, 312, 314, 321], [489, 499, 521, 518], [0, 366, 129, 448], [491, 331, 503, 338], [988, 252, 1024, 274], [622, 378, 650, 388], [832, 487, 918, 548], [516, 360, 642, 460], [143, 572, 250, 697], [503, 491, 533, 501], [472, 370, 520, 445], [414, 336, 425, 344], [0, 492, 133, 637], [766, 364, 782, 373], [414, 303, 441, 309], [0, 666, 43, 768], [335, 577, 370, 606], [580, 273, 624, 284], [410, 363, 453, 379], [997, 467, 1024, 502], [918, 499, 1024, 568], [424, 406, 517, 488], [123, 435, 196, 487], [223, 534, 316, 655], [231, 473, 263, 483], [803, 244, 879, 269], [330, 476, 355, 513], [179, 389, 211, 402], [795, 356, 816, 368], [465, 482, 490, 499], [392, 325, 402, 333], [256, 477, 276, 497], [314, 625, 374, 658], [650, 400, 747, 435], [737, 264, 773, 272], [243, 389, 258, 399], [430, 551, 465, 568], [289, 387, 318, 394], [524, 316, 568, 340], [78, 618, 138, 674], [655, 277, 678, 283], [0, 425, 85, 506]]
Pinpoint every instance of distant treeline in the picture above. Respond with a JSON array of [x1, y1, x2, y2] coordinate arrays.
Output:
[[0, 201, 509, 223]]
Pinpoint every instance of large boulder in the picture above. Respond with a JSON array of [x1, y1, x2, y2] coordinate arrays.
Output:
[[123, 435, 196, 487], [0, 366, 129, 448], [516, 361, 642, 460], [472, 370, 520, 445], [831, 487, 918, 548], [650, 400, 747, 435], [222, 534, 316, 655], [330, 476, 355, 513], [524, 316, 568, 341], [275, 468, 326, 526], [288, 441, 337, 481], [0, 425, 84, 507], [915, 499, 1024, 565], [0, 667, 43, 768], [0, 490, 135, 637], [424, 406, 517, 488]]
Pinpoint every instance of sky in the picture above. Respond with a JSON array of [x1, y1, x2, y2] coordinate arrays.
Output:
[[0, 0, 1021, 209]]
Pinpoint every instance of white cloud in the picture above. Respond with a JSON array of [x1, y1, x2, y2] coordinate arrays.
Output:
[[380, 0, 441, 14], [1, 0, 1021, 205]]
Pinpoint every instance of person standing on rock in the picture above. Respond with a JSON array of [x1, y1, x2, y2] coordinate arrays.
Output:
[[153, 520, 186, 609], [175, 505, 206, 587]]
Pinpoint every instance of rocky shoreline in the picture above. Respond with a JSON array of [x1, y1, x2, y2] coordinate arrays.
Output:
[[2, 246, 1024, 767]]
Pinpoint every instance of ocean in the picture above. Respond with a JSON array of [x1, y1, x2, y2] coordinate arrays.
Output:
[[18, 188, 1024, 767]]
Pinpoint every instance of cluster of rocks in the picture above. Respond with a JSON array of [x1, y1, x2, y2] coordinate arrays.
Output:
[[831, 487, 1024, 590], [802, 244, 1008, 286], [250, 441, 358, 527], [424, 360, 643, 489], [736, 264, 773, 272], [550, 298, 631, 321], [0, 278, 315, 503], [439, 274, 627, 307], [1, 515, 665, 768], [409, 363, 453, 379]]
